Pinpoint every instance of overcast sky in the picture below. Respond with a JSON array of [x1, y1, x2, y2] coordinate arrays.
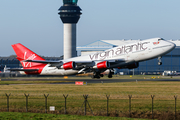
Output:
[[0, 0, 180, 57]]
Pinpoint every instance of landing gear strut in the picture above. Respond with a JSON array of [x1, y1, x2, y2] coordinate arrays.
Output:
[[158, 56, 162, 65]]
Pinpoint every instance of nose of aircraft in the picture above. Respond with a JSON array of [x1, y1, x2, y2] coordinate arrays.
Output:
[[169, 41, 176, 49], [164, 40, 176, 51]]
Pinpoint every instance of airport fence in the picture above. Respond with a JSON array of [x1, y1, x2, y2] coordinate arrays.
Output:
[[0, 93, 179, 120]]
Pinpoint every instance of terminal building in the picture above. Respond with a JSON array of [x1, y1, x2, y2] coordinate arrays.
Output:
[[0, 56, 62, 72], [77, 39, 180, 75]]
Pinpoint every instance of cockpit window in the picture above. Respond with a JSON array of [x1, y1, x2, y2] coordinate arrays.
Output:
[[158, 38, 164, 41]]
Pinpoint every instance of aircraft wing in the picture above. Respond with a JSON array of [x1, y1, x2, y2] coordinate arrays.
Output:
[[8, 68, 39, 71], [23, 59, 126, 68], [23, 59, 94, 68]]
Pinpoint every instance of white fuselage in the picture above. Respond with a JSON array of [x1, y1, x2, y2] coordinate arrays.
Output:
[[40, 38, 175, 75]]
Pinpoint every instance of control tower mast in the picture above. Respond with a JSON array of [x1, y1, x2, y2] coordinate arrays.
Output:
[[58, 0, 82, 59]]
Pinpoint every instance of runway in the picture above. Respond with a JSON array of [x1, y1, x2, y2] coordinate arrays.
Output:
[[1, 78, 180, 84], [52, 79, 180, 84]]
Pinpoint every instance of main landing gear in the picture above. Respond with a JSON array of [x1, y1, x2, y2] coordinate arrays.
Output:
[[91, 69, 114, 79], [91, 72, 103, 79], [158, 56, 162, 65], [108, 69, 114, 78]]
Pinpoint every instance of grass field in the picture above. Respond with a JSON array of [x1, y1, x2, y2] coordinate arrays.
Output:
[[0, 112, 148, 120], [0, 76, 179, 119]]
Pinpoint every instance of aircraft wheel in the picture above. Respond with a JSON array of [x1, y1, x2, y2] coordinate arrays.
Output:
[[91, 74, 100, 79], [158, 62, 162, 65], [108, 75, 112, 78], [100, 74, 104, 77], [94, 75, 100, 79], [108, 69, 114, 78], [91, 72, 102, 79]]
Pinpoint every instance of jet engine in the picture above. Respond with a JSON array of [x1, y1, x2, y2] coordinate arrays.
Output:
[[127, 62, 139, 69], [61, 61, 76, 70], [117, 62, 139, 69], [93, 61, 110, 69]]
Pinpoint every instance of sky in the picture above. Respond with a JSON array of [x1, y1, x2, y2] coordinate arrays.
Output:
[[0, 0, 180, 57]]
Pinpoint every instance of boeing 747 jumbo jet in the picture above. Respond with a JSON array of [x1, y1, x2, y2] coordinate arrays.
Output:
[[11, 38, 175, 78]]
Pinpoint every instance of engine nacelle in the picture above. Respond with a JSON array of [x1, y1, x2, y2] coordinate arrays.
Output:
[[61, 61, 75, 70], [127, 62, 139, 69], [118, 62, 139, 69], [93, 61, 110, 69]]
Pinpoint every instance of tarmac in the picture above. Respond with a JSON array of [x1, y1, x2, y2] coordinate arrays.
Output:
[[1, 78, 180, 84]]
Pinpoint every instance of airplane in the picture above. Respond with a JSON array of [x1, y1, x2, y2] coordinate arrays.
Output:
[[10, 38, 176, 78]]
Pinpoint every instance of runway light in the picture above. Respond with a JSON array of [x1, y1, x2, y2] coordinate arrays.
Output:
[[64, 76, 68, 79]]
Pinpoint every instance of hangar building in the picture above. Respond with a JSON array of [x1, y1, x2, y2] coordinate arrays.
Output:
[[77, 39, 180, 75]]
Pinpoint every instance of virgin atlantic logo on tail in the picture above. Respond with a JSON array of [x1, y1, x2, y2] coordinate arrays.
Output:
[[23, 52, 37, 67]]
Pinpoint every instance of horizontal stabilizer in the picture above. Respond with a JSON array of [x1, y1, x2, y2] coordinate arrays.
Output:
[[16, 57, 24, 61], [23, 60, 62, 64]]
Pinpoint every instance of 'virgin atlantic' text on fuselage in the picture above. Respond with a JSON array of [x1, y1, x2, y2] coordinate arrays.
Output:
[[89, 42, 150, 60]]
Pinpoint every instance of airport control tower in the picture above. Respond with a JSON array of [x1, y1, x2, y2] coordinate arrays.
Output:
[[58, 0, 82, 59]]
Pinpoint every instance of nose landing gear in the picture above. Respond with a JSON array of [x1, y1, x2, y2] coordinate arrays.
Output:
[[158, 56, 162, 65]]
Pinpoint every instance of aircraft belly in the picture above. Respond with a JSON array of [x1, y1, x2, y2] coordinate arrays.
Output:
[[41, 67, 78, 75]]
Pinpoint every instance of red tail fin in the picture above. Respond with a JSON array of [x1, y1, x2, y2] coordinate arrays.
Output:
[[12, 43, 45, 68]]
